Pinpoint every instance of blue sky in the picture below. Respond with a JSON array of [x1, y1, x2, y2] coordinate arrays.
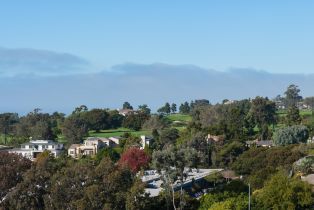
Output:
[[1, 1, 314, 114], [1, 1, 314, 74]]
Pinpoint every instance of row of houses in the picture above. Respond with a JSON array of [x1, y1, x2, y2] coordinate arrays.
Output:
[[2, 135, 153, 161]]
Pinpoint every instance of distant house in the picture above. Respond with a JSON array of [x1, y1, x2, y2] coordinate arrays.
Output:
[[275, 101, 286, 110], [109, 136, 121, 145], [68, 137, 119, 158], [140, 135, 153, 149], [308, 137, 314, 144], [297, 101, 310, 110], [8, 140, 64, 160], [0, 145, 12, 151], [68, 144, 82, 158], [223, 100, 235, 105], [117, 109, 135, 116], [206, 134, 224, 145], [246, 139, 273, 148]]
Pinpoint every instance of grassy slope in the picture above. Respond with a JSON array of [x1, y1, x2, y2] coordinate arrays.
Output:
[[166, 113, 192, 123], [89, 128, 151, 138], [277, 109, 312, 117], [89, 113, 192, 138]]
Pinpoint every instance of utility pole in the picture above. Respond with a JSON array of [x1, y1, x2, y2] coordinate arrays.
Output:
[[248, 183, 251, 210]]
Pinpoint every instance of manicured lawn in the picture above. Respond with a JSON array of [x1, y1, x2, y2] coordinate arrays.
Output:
[[166, 113, 192, 123], [308, 149, 314, 156], [300, 110, 313, 116], [277, 110, 313, 117], [89, 128, 151, 138]]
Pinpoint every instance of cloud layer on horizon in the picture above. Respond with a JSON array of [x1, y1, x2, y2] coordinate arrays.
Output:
[[0, 47, 90, 77], [0, 62, 313, 115]]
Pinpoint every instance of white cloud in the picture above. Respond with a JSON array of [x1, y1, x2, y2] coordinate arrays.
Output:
[[0, 47, 91, 77], [0, 63, 313, 114]]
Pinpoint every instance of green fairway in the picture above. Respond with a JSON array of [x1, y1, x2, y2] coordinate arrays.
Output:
[[300, 110, 313, 116], [166, 113, 192, 123], [277, 109, 313, 117], [89, 128, 151, 138]]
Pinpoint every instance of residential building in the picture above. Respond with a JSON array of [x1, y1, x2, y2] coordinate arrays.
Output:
[[308, 136, 314, 144], [140, 135, 153, 149], [142, 168, 223, 197], [8, 140, 64, 160], [117, 108, 135, 116], [109, 136, 121, 145], [68, 136, 119, 158], [0, 145, 12, 151], [206, 134, 223, 144], [246, 139, 273, 148]]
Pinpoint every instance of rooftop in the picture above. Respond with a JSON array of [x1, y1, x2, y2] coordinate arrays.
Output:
[[69, 144, 81, 149], [142, 168, 223, 197]]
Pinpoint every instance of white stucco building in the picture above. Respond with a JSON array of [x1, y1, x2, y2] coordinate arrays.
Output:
[[8, 140, 64, 160], [140, 135, 153, 149]]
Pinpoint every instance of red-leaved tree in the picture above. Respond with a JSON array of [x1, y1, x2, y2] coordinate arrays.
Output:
[[118, 147, 150, 173]]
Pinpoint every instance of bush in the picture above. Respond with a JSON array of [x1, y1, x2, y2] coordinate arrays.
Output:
[[273, 125, 309, 146]]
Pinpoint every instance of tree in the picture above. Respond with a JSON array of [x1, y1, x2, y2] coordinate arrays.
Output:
[[254, 170, 313, 209], [107, 110, 124, 129], [95, 147, 120, 163], [72, 105, 88, 114], [179, 102, 190, 114], [171, 103, 177, 113], [155, 128, 179, 149], [125, 180, 151, 210], [142, 115, 171, 131], [192, 100, 252, 140], [62, 114, 89, 145], [293, 156, 314, 174], [123, 102, 133, 110], [50, 112, 65, 138], [84, 109, 109, 132], [118, 147, 150, 173], [1, 151, 142, 210], [122, 112, 150, 131], [138, 104, 151, 115], [0, 152, 32, 201], [158, 102, 171, 115], [0, 113, 19, 144], [164, 103, 171, 114], [45, 160, 95, 210], [199, 192, 248, 210], [213, 141, 246, 167], [190, 99, 210, 111], [284, 84, 302, 107], [248, 97, 277, 139], [232, 145, 305, 189], [286, 105, 301, 125], [2, 151, 60, 210], [273, 125, 309, 146], [15, 110, 56, 141], [152, 145, 201, 210]]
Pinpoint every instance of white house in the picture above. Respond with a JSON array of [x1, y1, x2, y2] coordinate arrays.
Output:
[[109, 136, 121, 145], [8, 140, 64, 161], [140, 135, 153, 149], [117, 109, 135, 116]]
